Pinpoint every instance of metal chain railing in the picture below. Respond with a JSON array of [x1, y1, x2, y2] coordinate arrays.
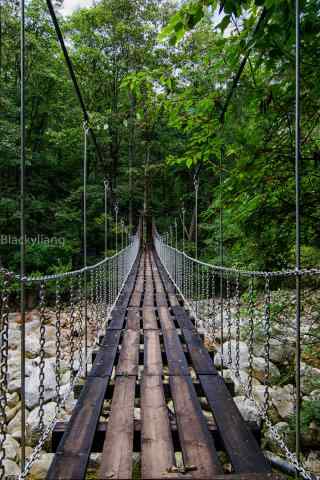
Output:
[[154, 230, 316, 480], [0, 274, 10, 479], [0, 234, 139, 479], [38, 282, 46, 435]]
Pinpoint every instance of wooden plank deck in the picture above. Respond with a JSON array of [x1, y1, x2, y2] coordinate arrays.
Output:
[[48, 246, 276, 480]]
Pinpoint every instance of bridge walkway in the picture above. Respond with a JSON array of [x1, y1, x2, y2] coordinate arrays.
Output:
[[47, 247, 280, 480]]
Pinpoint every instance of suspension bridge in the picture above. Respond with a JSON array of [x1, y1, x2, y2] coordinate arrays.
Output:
[[0, 220, 318, 479], [0, 0, 318, 478]]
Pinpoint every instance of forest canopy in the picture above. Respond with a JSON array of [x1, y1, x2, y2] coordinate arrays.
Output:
[[1, 0, 319, 275]]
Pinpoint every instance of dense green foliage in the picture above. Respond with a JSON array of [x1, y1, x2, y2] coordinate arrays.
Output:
[[1, 0, 319, 274]]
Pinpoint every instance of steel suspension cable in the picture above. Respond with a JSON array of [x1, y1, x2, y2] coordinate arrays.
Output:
[[20, 0, 26, 470], [295, 0, 301, 473], [45, 0, 105, 169]]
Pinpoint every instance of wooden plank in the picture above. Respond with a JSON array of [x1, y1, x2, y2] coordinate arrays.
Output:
[[158, 306, 175, 330], [108, 308, 127, 330], [154, 277, 165, 293], [181, 328, 218, 375], [168, 294, 179, 306], [130, 291, 142, 307], [141, 375, 179, 479], [135, 278, 144, 290], [171, 305, 195, 330], [170, 375, 223, 478], [144, 330, 162, 375], [117, 329, 140, 376], [152, 254, 175, 293], [99, 376, 136, 479], [199, 374, 272, 474], [126, 308, 141, 330], [156, 292, 168, 306], [159, 307, 189, 376], [143, 295, 155, 307], [143, 307, 158, 330], [90, 330, 121, 378], [162, 327, 189, 375], [47, 377, 109, 479]]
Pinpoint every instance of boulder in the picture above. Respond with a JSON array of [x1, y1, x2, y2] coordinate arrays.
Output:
[[25, 318, 40, 333], [7, 392, 19, 409], [27, 402, 56, 444], [233, 396, 261, 425], [8, 329, 20, 350], [310, 390, 320, 401], [61, 386, 76, 415], [26, 335, 40, 358], [305, 451, 320, 475], [6, 403, 21, 423], [224, 369, 261, 396], [301, 421, 320, 449], [29, 452, 53, 479], [253, 338, 295, 364], [301, 362, 320, 395], [44, 341, 56, 358], [4, 435, 20, 461], [25, 360, 56, 409], [7, 410, 23, 437], [8, 351, 21, 393], [45, 326, 56, 342], [4, 459, 20, 477], [214, 341, 249, 369], [249, 357, 280, 383], [265, 421, 294, 453], [270, 385, 294, 420]]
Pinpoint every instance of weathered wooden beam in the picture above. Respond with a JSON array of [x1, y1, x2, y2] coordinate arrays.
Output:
[[73, 377, 235, 400], [52, 420, 261, 454]]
